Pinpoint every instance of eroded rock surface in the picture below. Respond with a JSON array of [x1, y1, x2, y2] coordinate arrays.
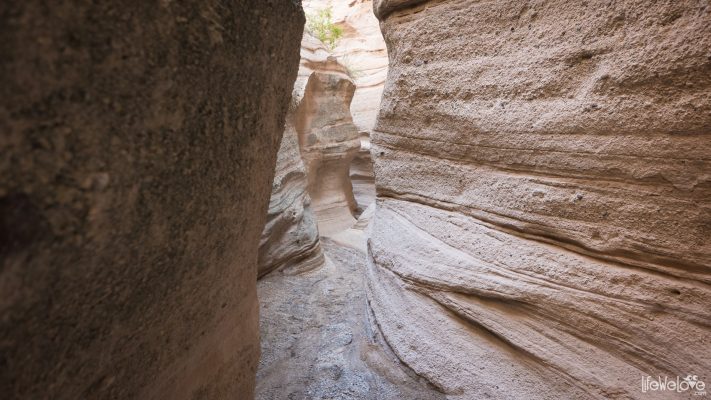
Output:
[[259, 30, 378, 276], [0, 1, 303, 399], [304, 0, 389, 134], [305, 0, 385, 216], [257, 235, 443, 400], [369, 1, 711, 399], [258, 94, 324, 278], [296, 36, 362, 236], [350, 133, 377, 215]]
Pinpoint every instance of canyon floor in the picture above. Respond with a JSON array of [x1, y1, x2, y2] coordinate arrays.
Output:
[[256, 227, 443, 400]]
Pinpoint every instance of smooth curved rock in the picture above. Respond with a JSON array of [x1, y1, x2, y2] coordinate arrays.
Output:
[[305, 0, 388, 135], [258, 95, 324, 278], [294, 39, 362, 236], [350, 133, 377, 215], [369, 1, 711, 399], [298, 72, 361, 235], [0, 1, 303, 399], [259, 33, 369, 275], [305, 0, 385, 215]]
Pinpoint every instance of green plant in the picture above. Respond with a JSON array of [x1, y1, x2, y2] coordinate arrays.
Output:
[[306, 7, 343, 50]]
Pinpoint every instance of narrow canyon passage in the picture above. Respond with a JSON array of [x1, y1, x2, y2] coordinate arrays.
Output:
[[257, 231, 442, 400], [2, 0, 709, 399], [255, 2, 416, 396], [256, 1, 710, 399]]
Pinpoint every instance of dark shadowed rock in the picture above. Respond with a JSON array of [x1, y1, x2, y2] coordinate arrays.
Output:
[[368, 1, 711, 398]]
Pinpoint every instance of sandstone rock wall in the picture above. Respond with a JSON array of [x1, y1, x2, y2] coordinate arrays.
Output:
[[369, 1, 711, 398], [304, 0, 388, 134], [0, 1, 303, 399], [296, 35, 362, 236], [350, 133, 377, 215], [305, 0, 385, 215], [258, 97, 324, 278]]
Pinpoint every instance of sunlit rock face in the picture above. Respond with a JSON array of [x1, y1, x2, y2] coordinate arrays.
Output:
[[257, 108, 324, 278], [369, 1, 711, 399], [0, 1, 303, 399], [350, 132, 376, 215], [298, 71, 361, 235], [293, 35, 362, 236], [259, 34, 365, 271], [304, 0, 388, 135], [304, 0, 386, 215]]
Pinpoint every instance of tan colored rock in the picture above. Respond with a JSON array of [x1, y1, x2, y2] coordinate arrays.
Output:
[[369, 1, 711, 399], [257, 112, 324, 278], [350, 133, 377, 215], [0, 1, 303, 399], [304, 1, 385, 216], [258, 33, 350, 275], [304, 0, 389, 135], [295, 35, 362, 236], [259, 31, 374, 275]]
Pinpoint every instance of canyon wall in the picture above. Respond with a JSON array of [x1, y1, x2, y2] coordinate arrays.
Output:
[[304, 0, 388, 134], [369, 1, 711, 399], [258, 94, 324, 278], [305, 0, 386, 212], [0, 1, 303, 399], [296, 35, 362, 236], [259, 33, 367, 275]]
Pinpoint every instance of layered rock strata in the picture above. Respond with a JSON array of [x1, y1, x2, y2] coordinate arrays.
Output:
[[369, 1, 711, 399], [259, 33, 369, 276], [304, 0, 389, 134], [305, 0, 385, 215], [350, 133, 377, 215], [258, 99, 324, 278], [296, 36, 362, 236], [0, 1, 303, 399]]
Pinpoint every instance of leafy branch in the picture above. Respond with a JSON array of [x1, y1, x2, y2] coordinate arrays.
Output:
[[305, 7, 343, 50]]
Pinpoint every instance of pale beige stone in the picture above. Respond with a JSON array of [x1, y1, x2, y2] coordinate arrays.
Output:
[[304, 0, 389, 135], [368, 1, 711, 399], [259, 30, 378, 277], [304, 0, 385, 217], [257, 110, 324, 278], [291, 35, 363, 236]]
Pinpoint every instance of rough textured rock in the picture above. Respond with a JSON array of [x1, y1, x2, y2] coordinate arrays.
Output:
[[304, 0, 388, 134], [369, 1, 711, 399], [257, 235, 443, 400], [258, 95, 324, 278], [296, 35, 362, 236], [305, 0, 384, 215], [0, 1, 303, 399]]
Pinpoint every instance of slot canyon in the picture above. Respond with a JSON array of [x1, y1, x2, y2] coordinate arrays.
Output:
[[1, 0, 709, 399]]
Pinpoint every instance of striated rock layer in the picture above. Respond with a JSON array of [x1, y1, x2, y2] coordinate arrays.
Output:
[[0, 1, 303, 399], [305, 0, 385, 214], [369, 1, 711, 399], [258, 95, 324, 278], [350, 132, 377, 215], [296, 35, 362, 236]]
